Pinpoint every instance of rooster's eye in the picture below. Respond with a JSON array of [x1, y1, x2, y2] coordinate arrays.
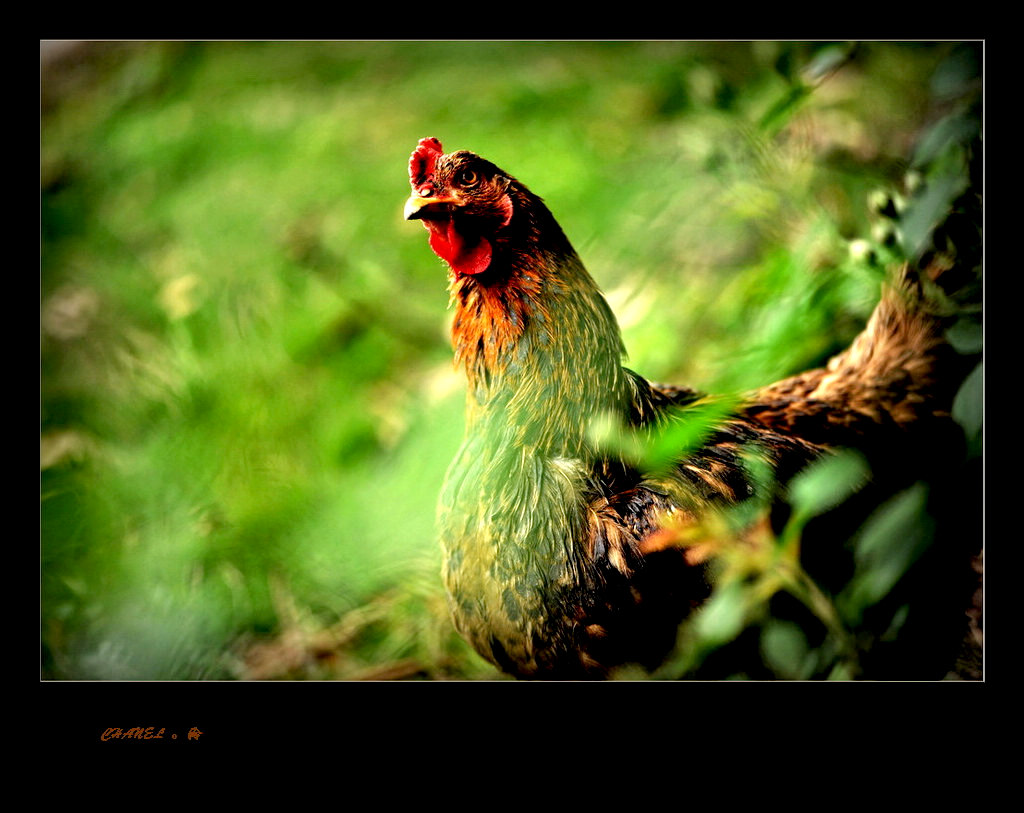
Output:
[[456, 169, 478, 187]]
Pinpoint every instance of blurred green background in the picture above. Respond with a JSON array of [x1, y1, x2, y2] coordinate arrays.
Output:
[[41, 41, 979, 680]]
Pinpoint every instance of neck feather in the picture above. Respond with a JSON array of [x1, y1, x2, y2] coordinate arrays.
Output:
[[449, 231, 627, 458]]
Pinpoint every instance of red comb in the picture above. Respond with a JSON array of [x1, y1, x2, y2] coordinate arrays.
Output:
[[409, 137, 444, 191]]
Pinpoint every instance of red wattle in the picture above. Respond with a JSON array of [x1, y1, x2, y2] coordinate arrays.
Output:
[[427, 220, 493, 276]]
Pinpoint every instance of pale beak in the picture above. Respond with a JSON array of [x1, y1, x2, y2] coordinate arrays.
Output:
[[404, 194, 461, 221]]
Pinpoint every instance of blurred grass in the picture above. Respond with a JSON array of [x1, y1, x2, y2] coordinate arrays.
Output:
[[41, 41, 975, 680]]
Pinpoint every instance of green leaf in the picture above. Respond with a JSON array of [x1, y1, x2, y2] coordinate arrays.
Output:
[[952, 361, 983, 440], [757, 84, 812, 136], [632, 396, 740, 477], [839, 484, 934, 620], [760, 619, 811, 679], [801, 43, 855, 83], [694, 579, 748, 647], [788, 449, 870, 520], [911, 112, 979, 169], [899, 170, 969, 261], [945, 317, 983, 355]]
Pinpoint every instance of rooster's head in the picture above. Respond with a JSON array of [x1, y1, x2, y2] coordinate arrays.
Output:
[[404, 137, 516, 277]]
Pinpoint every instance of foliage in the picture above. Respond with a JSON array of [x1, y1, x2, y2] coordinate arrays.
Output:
[[41, 40, 981, 680]]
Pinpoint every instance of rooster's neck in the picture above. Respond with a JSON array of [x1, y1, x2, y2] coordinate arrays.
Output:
[[440, 209, 632, 675], [449, 240, 628, 459], [442, 243, 625, 675]]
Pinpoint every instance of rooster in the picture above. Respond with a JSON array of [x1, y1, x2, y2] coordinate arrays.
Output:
[[404, 134, 980, 680]]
